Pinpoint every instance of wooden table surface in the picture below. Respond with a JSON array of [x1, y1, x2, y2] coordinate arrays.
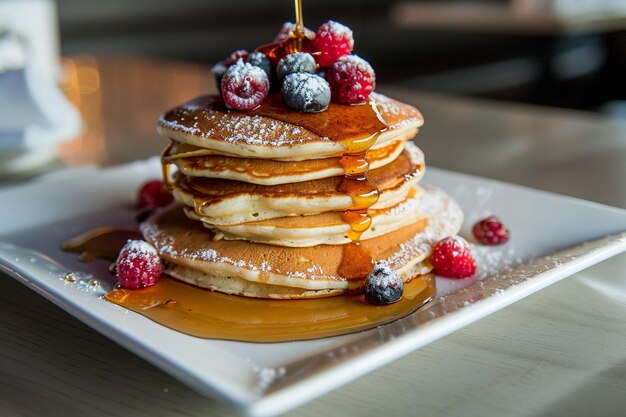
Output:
[[1, 57, 626, 417]]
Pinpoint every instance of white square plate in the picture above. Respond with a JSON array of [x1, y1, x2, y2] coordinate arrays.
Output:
[[1, 158, 625, 417]]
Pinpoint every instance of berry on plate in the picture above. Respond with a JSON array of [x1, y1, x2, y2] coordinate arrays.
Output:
[[282, 73, 330, 113], [276, 52, 317, 81], [115, 240, 161, 289], [472, 216, 510, 245], [312, 20, 354, 68], [326, 55, 375, 104], [364, 261, 404, 305], [137, 180, 173, 209], [221, 60, 270, 111], [430, 236, 477, 279]]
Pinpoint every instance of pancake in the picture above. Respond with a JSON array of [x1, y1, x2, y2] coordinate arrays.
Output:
[[184, 186, 427, 247], [172, 143, 425, 225], [157, 92, 423, 161], [163, 138, 408, 185], [141, 185, 463, 298]]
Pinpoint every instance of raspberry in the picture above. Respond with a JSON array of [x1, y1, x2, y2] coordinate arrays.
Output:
[[282, 73, 330, 113], [115, 240, 161, 289], [137, 180, 173, 209], [221, 60, 270, 111], [326, 55, 375, 104], [312, 20, 354, 68], [472, 216, 510, 245], [276, 52, 317, 81], [212, 50, 250, 90], [274, 22, 315, 43], [430, 236, 477, 279], [364, 261, 403, 305]]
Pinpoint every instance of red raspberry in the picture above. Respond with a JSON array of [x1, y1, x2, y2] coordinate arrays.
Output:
[[274, 22, 315, 43], [312, 20, 354, 67], [137, 180, 173, 209], [221, 61, 270, 111], [326, 55, 375, 104], [430, 236, 477, 279], [115, 240, 161, 289], [472, 216, 510, 245]]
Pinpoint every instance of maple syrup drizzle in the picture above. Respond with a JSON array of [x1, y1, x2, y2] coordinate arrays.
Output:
[[293, 0, 305, 36], [160, 142, 174, 191], [255, 0, 315, 64]]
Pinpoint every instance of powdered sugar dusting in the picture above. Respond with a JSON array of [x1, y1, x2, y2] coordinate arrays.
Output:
[[140, 220, 336, 281], [332, 55, 373, 76], [469, 242, 520, 281], [116, 240, 159, 269], [368, 261, 399, 282], [121, 240, 157, 256], [385, 192, 421, 216], [160, 108, 316, 147]]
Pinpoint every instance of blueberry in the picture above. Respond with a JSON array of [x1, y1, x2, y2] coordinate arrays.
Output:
[[247, 52, 272, 81], [282, 73, 330, 113], [364, 261, 404, 305], [277, 52, 316, 81]]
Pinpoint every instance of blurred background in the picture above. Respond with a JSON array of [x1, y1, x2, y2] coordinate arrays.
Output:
[[1, 0, 626, 175], [52, 0, 626, 115], [2, 0, 626, 115]]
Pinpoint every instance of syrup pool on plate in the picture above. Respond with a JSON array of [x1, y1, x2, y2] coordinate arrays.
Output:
[[63, 228, 435, 342]]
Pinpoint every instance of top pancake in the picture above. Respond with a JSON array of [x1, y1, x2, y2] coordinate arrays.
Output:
[[158, 92, 424, 161]]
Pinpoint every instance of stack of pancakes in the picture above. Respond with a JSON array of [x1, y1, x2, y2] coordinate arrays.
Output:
[[142, 93, 463, 299]]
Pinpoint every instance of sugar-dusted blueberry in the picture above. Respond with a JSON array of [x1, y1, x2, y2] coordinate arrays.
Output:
[[281, 73, 330, 113], [364, 261, 404, 305], [276, 52, 317, 81], [247, 52, 272, 81]]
